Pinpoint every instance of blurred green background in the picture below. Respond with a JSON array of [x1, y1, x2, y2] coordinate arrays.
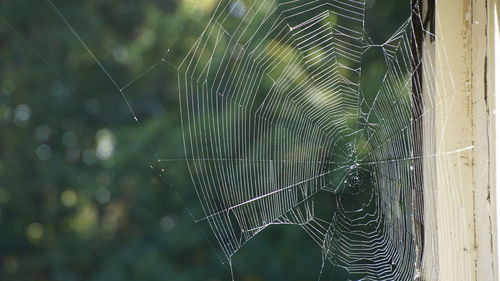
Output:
[[0, 0, 409, 280]]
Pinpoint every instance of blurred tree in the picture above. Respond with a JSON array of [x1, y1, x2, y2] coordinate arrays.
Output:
[[0, 0, 409, 280]]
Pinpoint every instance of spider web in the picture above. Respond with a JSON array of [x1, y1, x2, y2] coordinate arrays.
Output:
[[174, 0, 471, 280], [6, 0, 475, 279]]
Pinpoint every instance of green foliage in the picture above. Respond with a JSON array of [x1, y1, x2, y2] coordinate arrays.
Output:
[[0, 0, 409, 280]]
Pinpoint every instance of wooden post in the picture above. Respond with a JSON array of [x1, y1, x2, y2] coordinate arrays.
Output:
[[420, 0, 497, 280]]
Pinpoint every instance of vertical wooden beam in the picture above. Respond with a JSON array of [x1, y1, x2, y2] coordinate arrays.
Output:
[[421, 0, 497, 280], [471, 0, 497, 279], [488, 0, 498, 278]]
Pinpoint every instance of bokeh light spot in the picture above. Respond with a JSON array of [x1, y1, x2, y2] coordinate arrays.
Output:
[[159, 215, 177, 232], [61, 189, 77, 207], [95, 187, 110, 204], [26, 222, 44, 242], [14, 104, 31, 127], [36, 144, 52, 161]]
